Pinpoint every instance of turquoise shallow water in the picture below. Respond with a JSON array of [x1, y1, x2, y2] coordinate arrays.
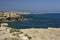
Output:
[[8, 13, 60, 29]]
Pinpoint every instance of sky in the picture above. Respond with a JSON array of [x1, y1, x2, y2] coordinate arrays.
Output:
[[0, 0, 60, 13]]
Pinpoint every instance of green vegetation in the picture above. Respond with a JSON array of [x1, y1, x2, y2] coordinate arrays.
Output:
[[19, 31, 23, 34], [12, 33, 16, 36], [28, 36, 32, 40], [11, 38, 19, 40], [3, 38, 8, 40], [0, 30, 2, 31], [3, 38, 19, 40], [25, 34, 32, 40], [9, 28, 20, 33]]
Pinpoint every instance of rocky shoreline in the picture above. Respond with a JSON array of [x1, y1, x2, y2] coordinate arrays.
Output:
[[0, 23, 60, 40], [0, 11, 29, 22], [0, 11, 60, 40], [0, 23, 32, 40]]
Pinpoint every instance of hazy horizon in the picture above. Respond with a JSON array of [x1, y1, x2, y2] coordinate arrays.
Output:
[[0, 0, 60, 13]]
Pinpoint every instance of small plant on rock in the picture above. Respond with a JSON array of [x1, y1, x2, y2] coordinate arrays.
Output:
[[25, 34, 32, 40], [9, 28, 20, 33]]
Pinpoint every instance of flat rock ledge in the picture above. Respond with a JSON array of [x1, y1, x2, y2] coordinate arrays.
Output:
[[20, 28, 60, 40], [0, 27, 60, 40]]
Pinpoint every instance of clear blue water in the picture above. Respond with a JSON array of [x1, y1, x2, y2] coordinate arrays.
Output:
[[8, 13, 60, 29]]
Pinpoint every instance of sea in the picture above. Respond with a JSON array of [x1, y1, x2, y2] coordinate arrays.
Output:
[[8, 13, 60, 29]]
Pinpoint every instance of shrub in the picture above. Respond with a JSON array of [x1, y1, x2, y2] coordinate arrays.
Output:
[[3, 38, 8, 40], [25, 34, 32, 40], [11, 38, 19, 40], [9, 28, 20, 33], [28, 36, 32, 40], [3, 38, 19, 40]]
